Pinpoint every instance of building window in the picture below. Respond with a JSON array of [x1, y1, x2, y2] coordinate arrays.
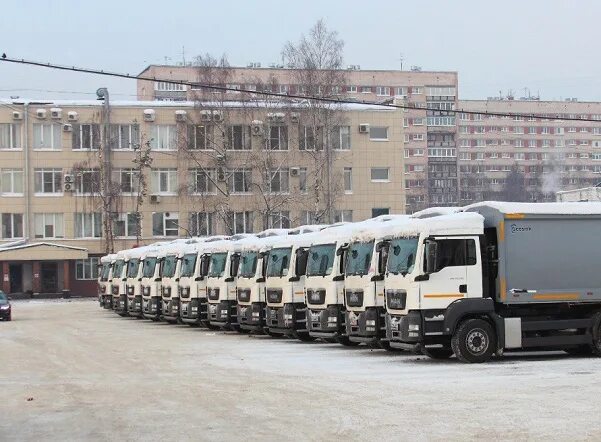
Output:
[[112, 168, 140, 194], [334, 210, 353, 223], [395, 87, 407, 96], [226, 211, 253, 234], [372, 208, 390, 217], [72, 124, 100, 150], [113, 213, 140, 238], [268, 169, 290, 193], [299, 126, 323, 151], [76, 257, 100, 280], [150, 125, 178, 150], [376, 86, 390, 96], [360, 86, 372, 94], [34, 213, 64, 239], [428, 148, 456, 157], [154, 81, 186, 92], [427, 116, 456, 127], [151, 169, 178, 195], [0, 169, 24, 195], [1, 213, 23, 239], [267, 125, 288, 150], [347, 85, 357, 93], [34, 168, 62, 194], [412, 133, 424, 141], [227, 125, 251, 150], [268, 211, 291, 229], [74, 212, 102, 238], [189, 212, 214, 236], [228, 168, 252, 194], [152, 212, 179, 237], [411, 87, 422, 94], [344, 167, 352, 193], [187, 125, 214, 150], [74, 169, 100, 194], [189, 168, 216, 194], [369, 126, 389, 141], [331, 126, 351, 150], [0, 123, 21, 149], [299, 167, 307, 193], [33, 123, 61, 150], [427, 86, 456, 96], [110, 124, 140, 150], [413, 118, 425, 126], [371, 168, 390, 182]]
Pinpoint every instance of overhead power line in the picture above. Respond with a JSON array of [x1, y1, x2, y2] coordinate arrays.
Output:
[[1, 55, 601, 123]]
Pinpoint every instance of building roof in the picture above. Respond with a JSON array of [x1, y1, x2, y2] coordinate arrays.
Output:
[[0, 242, 88, 261]]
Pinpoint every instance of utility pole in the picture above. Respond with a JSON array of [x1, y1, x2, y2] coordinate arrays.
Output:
[[97, 87, 113, 253]]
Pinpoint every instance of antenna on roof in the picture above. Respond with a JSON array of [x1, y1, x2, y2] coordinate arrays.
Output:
[[398, 53, 404, 71]]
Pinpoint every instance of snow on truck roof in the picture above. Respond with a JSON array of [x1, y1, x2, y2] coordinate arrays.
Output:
[[464, 201, 601, 216], [411, 206, 463, 218]]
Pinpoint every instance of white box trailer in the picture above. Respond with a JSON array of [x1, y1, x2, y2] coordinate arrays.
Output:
[[385, 202, 601, 362]]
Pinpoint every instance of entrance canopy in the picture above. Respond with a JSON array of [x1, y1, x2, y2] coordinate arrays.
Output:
[[0, 242, 88, 261]]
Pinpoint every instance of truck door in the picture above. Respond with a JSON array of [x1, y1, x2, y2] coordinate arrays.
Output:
[[419, 236, 481, 309]]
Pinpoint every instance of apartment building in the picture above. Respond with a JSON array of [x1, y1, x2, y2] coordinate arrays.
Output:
[[0, 98, 404, 296], [137, 65, 459, 212], [457, 99, 601, 203]]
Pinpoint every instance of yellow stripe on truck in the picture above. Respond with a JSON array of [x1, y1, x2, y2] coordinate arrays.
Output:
[[532, 293, 580, 301], [505, 213, 525, 219]]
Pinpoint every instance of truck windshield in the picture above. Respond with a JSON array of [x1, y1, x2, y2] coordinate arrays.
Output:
[[126, 258, 140, 278], [387, 237, 418, 276], [100, 263, 111, 281], [238, 252, 258, 278], [161, 255, 177, 278], [142, 257, 157, 278], [266, 247, 292, 277], [208, 253, 228, 277], [306, 244, 336, 276], [180, 253, 197, 278], [345, 241, 374, 276], [112, 260, 125, 279]]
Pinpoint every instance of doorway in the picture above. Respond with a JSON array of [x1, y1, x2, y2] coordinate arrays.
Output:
[[9, 264, 23, 294], [41, 262, 58, 293]]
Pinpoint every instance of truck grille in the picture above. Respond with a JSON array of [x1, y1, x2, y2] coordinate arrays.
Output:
[[267, 289, 282, 304], [345, 290, 363, 307], [306, 289, 326, 305], [237, 289, 251, 303], [208, 288, 220, 301]]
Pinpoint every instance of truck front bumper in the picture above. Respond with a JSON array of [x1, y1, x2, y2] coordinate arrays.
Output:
[[307, 305, 345, 338], [142, 296, 162, 320], [127, 295, 143, 317], [102, 294, 113, 309], [386, 311, 423, 345], [162, 297, 180, 322], [237, 302, 266, 332], [345, 307, 386, 344], [208, 300, 237, 328], [113, 294, 128, 315], [265, 303, 308, 335]]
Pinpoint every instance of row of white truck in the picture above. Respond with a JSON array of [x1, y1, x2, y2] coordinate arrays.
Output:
[[98, 202, 601, 363]]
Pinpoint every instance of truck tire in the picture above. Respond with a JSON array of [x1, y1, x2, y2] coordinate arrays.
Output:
[[379, 340, 402, 352], [295, 331, 316, 342], [451, 318, 496, 363], [592, 311, 601, 356], [423, 347, 453, 359]]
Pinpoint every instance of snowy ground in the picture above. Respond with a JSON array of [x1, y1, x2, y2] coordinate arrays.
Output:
[[1, 299, 600, 441]]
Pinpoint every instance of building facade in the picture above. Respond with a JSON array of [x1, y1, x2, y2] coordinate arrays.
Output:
[[457, 99, 601, 204], [0, 98, 405, 295], [137, 65, 459, 212]]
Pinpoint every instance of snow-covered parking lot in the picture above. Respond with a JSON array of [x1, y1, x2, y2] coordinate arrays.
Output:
[[1, 299, 600, 441]]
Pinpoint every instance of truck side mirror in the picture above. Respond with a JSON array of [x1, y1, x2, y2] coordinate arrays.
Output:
[[224, 276, 235, 282], [425, 240, 438, 274], [256, 277, 266, 283], [194, 276, 204, 281], [336, 244, 348, 256], [332, 274, 345, 282]]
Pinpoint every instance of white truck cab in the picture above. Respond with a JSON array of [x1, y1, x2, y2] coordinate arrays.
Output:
[[343, 216, 410, 348], [141, 248, 164, 320], [264, 233, 316, 340], [98, 254, 115, 308], [123, 243, 167, 318], [111, 251, 129, 316]]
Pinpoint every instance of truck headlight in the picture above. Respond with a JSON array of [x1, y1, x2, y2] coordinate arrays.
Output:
[[143, 286, 150, 296], [127, 286, 134, 295], [408, 324, 420, 331]]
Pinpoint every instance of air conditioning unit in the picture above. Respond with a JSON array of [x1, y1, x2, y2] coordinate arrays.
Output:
[[150, 195, 161, 204], [63, 124, 73, 132], [64, 174, 74, 183], [50, 108, 62, 119], [12, 111, 22, 120], [143, 109, 155, 122], [251, 120, 264, 136], [359, 123, 370, 133], [290, 167, 300, 177], [36, 109, 47, 119], [63, 174, 74, 192], [290, 113, 300, 124], [212, 110, 223, 122], [67, 111, 79, 122], [175, 110, 187, 122], [200, 110, 212, 122]]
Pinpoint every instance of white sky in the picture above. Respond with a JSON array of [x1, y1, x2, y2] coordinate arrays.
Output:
[[1, 0, 600, 101]]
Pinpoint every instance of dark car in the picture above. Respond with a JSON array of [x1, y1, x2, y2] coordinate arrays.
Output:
[[0, 292, 11, 321]]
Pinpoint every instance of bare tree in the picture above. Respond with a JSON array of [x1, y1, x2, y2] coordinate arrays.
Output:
[[501, 164, 528, 202], [282, 19, 348, 224]]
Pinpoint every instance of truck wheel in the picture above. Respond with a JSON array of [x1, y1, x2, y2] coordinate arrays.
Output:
[[379, 340, 402, 352], [335, 336, 360, 347], [295, 331, 316, 342], [451, 319, 496, 363], [423, 347, 453, 359], [591, 312, 601, 356]]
